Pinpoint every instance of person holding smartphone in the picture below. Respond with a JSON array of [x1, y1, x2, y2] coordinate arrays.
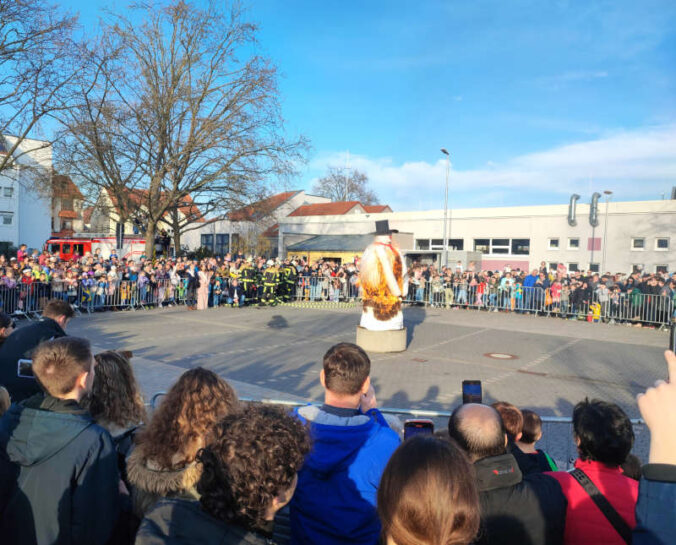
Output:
[[0, 299, 73, 402]]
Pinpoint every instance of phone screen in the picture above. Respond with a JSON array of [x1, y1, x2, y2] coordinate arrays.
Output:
[[404, 419, 434, 440], [462, 380, 482, 404], [17, 359, 35, 379]]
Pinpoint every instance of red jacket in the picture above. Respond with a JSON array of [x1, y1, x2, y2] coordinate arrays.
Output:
[[546, 459, 638, 545]]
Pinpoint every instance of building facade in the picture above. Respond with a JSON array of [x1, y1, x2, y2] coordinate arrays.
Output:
[[277, 198, 676, 274], [0, 135, 52, 250]]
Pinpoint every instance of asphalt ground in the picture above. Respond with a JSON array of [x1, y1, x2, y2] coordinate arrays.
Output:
[[68, 303, 670, 420]]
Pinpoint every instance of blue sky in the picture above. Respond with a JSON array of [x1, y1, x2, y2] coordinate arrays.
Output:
[[65, 1, 676, 210]]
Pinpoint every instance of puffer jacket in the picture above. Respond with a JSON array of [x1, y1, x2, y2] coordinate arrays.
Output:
[[126, 446, 202, 519]]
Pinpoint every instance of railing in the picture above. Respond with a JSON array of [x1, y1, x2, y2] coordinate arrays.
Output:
[[3, 276, 673, 328]]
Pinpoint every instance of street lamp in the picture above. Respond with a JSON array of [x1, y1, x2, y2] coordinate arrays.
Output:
[[440, 148, 450, 268], [601, 190, 612, 274]]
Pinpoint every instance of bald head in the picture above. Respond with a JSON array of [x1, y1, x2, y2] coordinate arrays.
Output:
[[448, 404, 507, 462]]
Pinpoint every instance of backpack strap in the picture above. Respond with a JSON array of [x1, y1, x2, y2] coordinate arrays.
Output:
[[569, 468, 632, 544]]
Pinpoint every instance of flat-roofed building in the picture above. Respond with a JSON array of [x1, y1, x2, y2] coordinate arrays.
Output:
[[278, 198, 676, 274]]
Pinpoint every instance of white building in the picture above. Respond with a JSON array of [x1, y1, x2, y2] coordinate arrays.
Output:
[[277, 198, 676, 274], [185, 190, 330, 255], [0, 135, 52, 250]]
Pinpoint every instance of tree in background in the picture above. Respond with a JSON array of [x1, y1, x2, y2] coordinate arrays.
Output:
[[312, 166, 379, 205], [0, 0, 77, 183], [57, 0, 306, 256]]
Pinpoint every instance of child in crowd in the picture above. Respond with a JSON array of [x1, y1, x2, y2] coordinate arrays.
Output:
[[516, 409, 558, 472]]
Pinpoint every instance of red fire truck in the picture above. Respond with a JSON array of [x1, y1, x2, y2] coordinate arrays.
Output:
[[45, 235, 146, 261]]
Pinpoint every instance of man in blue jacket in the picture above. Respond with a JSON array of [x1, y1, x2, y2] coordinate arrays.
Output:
[[0, 336, 120, 545], [523, 268, 539, 312], [290, 343, 400, 545]]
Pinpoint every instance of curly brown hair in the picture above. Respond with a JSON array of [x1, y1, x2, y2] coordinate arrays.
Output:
[[136, 367, 239, 468], [81, 351, 147, 429], [197, 404, 310, 530]]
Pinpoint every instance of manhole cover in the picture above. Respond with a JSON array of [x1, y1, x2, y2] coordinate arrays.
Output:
[[484, 353, 518, 360]]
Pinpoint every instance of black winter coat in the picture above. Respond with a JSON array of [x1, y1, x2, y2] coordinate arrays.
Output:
[[136, 498, 278, 545], [473, 453, 567, 545], [0, 317, 67, 402], [0, 394, 120, 545]]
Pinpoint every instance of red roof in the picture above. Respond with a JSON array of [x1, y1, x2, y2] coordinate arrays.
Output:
[[82, 206, 94, 224], [107, 189, 204, 223], [363, 205, 391, 213], [58, 210, 78, 219], [262, 223, 279, 237], [228, 191, 298, 221], [288, 201, 364, 217], [52, 175, 83, 200]]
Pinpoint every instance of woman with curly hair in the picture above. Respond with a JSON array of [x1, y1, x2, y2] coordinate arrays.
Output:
[[377, 435, 481, 545], [127, 367, 239, 517], [135, 404, 310, 545]]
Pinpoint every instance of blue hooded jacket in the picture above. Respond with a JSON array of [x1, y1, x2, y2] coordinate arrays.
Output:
[[290, 405, 400, 545]]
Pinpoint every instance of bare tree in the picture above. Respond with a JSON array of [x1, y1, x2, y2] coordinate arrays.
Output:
[[312, 167, 379, 205], [59, 1, 307, 257], [0, 0, 77, 176]]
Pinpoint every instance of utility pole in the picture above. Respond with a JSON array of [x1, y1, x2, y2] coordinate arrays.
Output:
[[440, 148, 450, 268]]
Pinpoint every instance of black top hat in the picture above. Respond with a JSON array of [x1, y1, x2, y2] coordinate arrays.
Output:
[[374, 220, 398, 235]]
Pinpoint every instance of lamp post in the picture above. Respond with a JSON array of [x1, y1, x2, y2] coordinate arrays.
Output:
[[601, 190, 612, 274], [440, 148, 450, 268]]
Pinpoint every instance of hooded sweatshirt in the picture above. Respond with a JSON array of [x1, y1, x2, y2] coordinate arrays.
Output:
[[290, 405, 400, 545], [0, 395, 120, 545]]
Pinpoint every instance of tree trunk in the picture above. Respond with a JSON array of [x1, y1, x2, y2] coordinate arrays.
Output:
[[173, 229, 181, 257], [144, 221, 156, 260]]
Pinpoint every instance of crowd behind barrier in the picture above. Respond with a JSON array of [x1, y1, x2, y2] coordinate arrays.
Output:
[[1, 246, 674, 327]]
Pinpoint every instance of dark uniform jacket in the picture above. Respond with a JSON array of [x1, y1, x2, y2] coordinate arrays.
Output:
[[0, 317, 67, 402], [474, 453, 567, 545], [0, 394, 120, 545], [136, 498, 278, 545]]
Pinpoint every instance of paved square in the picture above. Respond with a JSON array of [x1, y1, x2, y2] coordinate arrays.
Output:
[[69, 304, 670, 419]]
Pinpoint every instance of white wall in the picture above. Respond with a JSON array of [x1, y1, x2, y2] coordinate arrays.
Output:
[[0, 136, 52, 249], [277, 200, 676, 274]]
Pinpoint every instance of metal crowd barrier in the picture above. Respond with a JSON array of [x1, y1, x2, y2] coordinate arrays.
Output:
[[3, 276, 673, 328], [403, 281, 675, 328]]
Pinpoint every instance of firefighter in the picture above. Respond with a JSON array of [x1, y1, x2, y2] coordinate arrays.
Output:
[[240, 257, 256, 304], [282, 260, 298, 302], [260, 261, 280, 306]]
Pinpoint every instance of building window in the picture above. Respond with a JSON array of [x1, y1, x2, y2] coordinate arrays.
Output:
[[201, 234, 214, 250], [632, 264, 644, 273], [589, 263, 600, 273], [215, 234, 229, 256], [655, 238, 669, 251], [1, 212, 12, 225], [63, 220, 73, 231], [415, 239, 430, 250], [3, 187, 13, 198], [490, 238, 510, 254], [631, 238, 645, 250], [568, 238, 580, 249], [431, 239, 443, 248], [511, 239, 530, 255], [474, 239, 490, 254], [61, 198, 73, 211], [548, 262, 558, 271], [548, 238, 559, 250], [449, 238, 464, 251], [568, 263, 579, 272], [656, 265, 669, 274]]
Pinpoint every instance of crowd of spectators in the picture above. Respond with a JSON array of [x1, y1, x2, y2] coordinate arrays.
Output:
[[1, 244, 674, 327], [0, 308, 674, 545]]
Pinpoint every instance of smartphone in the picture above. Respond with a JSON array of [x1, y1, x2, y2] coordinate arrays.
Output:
[[17, 359, 35, 379], [462, 380, 482, 404], [670, 323, 676, 353], [404, 419, 434, 440]]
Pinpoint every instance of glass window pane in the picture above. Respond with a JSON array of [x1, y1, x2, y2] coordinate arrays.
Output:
[[657, 238, 669, 249], [492, 247, 509, 254], [492, 239, 509, 246], [568, 238, 579, 248], [511, 239, 530, 255], [474, 239, 489, 254], [62, 244, 71, 253], [416, 239, 430, 250], [589, 263, 599, 272], [449, 239, 464, 250], [632, 238, 645, 249], [568, 263, 579, 272]]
